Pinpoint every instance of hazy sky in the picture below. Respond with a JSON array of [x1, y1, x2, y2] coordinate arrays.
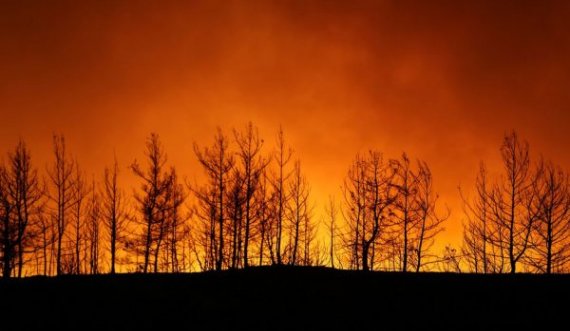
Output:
[[1, 1, 570, 248]]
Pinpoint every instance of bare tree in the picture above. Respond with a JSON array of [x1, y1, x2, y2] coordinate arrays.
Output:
[[70, 163, 87, 274], [0, 165, 15, 278], [412, 161, 447, 272], [226, 169, 245, 269], [86, 178, 101, 274], [190, 185, 217, 271], [325, 196, 338, 268], [194, 128, 234, 271], [488, 131, 538, 273], [163, 169, 187, 272], [528, 161, 570, 273], [47, 134, 76, 276], [2, 140, 45, 277], [233, 123, 268, 267], [255, 171, 272, 266], [461, 164, 498, 273], [342, 151, 395, 271], [287, 160, 311, 265], [131, 133, 173, 273], [270, 127, 292, 265], [301, 203, 317, 266], [391, 154, 420, 272], [102, 155, 128, 274], [35, 212, 53, 276]]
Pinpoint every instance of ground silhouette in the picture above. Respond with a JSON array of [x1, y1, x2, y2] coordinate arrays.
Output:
[[1, 266, 568, 330]]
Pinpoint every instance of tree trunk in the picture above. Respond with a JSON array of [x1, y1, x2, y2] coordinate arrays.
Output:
[[110, 220, 116, 274]]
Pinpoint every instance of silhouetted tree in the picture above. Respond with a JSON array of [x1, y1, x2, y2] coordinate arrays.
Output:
[[131, 133, 173, 273], [0, 166, 15, 278], [35, 212, 53, 276], [301, 202, 317, 266], [528, 161, 570, 273], [70, 164, 87, 274], [194, 128, 234, 271], [226, 169, 245, 269], [255, 171, 272, 266], [102, 155, 128, 274], [461, 164, 498, 273], [287, 160, 311, 265], [460, 164, 507, 273], [325, 196, 338, 268], [163, 169, 187, 272], [233, 122, 268, 268], [1, 140, 45, 277], [270, 127, 292, 265], [488, 132, 538, 273], [191, 186, 216, 271], [412, 161, 447, 272], [391, 154, 420, 272], [47, 134, 76, 276], [152, 168, 178, 273], [342, 151, 395, 271], [86, 179, 101, 274]]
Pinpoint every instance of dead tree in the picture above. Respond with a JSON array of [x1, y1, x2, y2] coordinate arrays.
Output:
[[191, 186, 217, 271], [71, 164, 87, 274], [233, 122, 268, 267], [152, 168, 177, 273], [131, 133, 173, 273], [287, 160, 311, 265], [86, 179, 101, 274], [47, 134, 75, 276], [461, 164, 498, 273], [36, 212, 53, 276], [0, 166, 15, 278], [391, 154, 420, 272], [488, 131, 538, 273], [529, 161, 570, 273], [412, 161, 446, 272], [102, 155, 128, 274], [270, 127, 292, 265], [163, 169, 186, 272], [342, 151, 395, 271], [194, 128, 234, 271], [301, 205, 316, 266], [325, 196, 338, 268], [3, 140, 45, 277], [255, 170, 272, 266], [226, 170, 245, 269]]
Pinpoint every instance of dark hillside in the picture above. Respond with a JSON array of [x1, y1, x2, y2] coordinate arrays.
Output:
[[1, 266, 568, 330]]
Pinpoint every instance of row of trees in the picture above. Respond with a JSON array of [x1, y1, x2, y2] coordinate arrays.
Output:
[[0, 124, 323, 277], [190, 125, 317, 271], [3, 125, 567, 277], [0, 136, 129, 277], [338, 152, 448, 271], [462, 132, 570, 274]]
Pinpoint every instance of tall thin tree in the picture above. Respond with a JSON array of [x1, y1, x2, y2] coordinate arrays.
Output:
[[102, 155, 128, 274], [47, 134, 75, 276], [233, 122, 268, 268], [271, 127, 292, 265], [194, 128, 234, 271], [131, 133, 172, 273]]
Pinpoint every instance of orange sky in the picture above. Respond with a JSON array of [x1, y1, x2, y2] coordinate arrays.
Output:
[[1, 1, 570, 250]]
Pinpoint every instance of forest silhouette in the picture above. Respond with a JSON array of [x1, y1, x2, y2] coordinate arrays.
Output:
[[1, 124, 568, 277], [2, 124, 570, 330]]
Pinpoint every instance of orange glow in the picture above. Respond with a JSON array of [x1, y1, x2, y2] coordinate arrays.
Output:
[[2, 1, 570, 257]]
